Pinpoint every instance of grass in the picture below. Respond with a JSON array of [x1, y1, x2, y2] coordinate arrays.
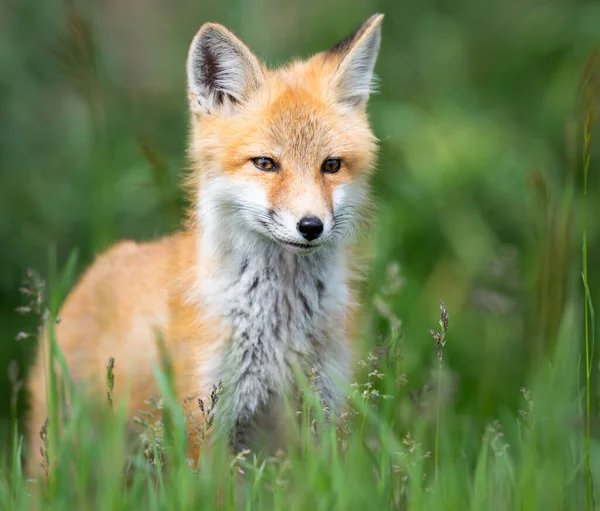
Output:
[[429, 301, 448, 486], [0, 255, 592, 510], [582, 50, 599, 511]]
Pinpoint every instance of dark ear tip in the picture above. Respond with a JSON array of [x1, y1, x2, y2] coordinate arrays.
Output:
[[326, 14, 383, 56]]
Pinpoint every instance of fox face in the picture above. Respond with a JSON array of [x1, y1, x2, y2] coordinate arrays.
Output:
[[187, 15, 382, 254]]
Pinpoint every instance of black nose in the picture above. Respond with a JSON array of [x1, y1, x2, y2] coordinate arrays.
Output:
[[297, 216, 324, 241]]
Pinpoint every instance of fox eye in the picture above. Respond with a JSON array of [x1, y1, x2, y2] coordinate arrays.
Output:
[[321, 158, 342, 174], [251, 157, 278, 172]]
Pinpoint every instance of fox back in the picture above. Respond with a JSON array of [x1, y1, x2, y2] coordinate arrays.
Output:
[[27, 14, 383, 468]]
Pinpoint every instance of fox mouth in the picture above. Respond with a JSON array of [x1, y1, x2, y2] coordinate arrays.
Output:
[[281, 240, 312, 248], [272, 236, 322, 253]]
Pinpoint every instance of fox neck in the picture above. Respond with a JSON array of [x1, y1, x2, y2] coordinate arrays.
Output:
[[195, 208, 348, 315]]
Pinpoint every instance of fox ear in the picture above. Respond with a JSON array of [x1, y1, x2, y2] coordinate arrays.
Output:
[[327, 14, 383, 108], [187, 23, 265, 115]]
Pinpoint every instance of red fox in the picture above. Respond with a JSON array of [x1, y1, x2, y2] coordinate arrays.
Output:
[[27, 13, 383, 468]]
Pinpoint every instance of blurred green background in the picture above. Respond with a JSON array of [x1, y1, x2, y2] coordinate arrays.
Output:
[[1, 0, 600, 449]]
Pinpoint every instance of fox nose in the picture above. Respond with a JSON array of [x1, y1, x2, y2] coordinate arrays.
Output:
[[297, 216, 324, 241]]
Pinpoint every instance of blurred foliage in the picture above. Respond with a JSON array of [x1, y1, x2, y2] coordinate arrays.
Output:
[[1, 0, 600, 464]]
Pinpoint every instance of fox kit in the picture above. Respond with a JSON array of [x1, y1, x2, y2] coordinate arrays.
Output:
[[27, 13, 383, 467]]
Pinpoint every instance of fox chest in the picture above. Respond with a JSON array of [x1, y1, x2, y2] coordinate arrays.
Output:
[[200, 249, 348, 449], [220, 258, 331, 390]]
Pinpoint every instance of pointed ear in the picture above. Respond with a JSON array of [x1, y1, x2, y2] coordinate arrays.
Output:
[[186, 23, 265, 115], [326, 14, 383, 107]]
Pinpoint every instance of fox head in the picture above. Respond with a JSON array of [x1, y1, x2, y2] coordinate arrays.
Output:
[[186, 14, 382, 255]]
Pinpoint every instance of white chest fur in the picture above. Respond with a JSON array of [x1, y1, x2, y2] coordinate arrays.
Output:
[[198, 240, 350, 450]]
